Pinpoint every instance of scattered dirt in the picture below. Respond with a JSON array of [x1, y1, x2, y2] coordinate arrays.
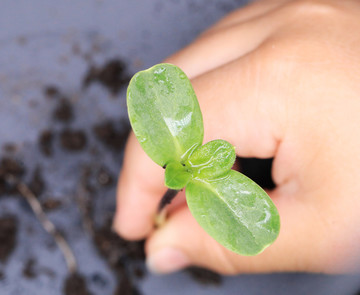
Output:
[[114, 274, 142, 295], [42, 199, 63, 212], [28, 167, 45, 197], [0, 157, 25, 177], [186, 267, 222, 286], [90, 273, 107, 288], [63, 273, 92, 295], [0, 216, 18, 263], [82, 59, 130, 95], [2, 143, 18, 153], [60, 129, 87, 151], [38, 130, 54, 157], [44, 85, 60, 99], [96, 166, 114, 187], [53, 98, 74, 123], [93, 219, 144, 295], [0, 157, 25, 196], [94, 220, 145, 264], [23, 258, 37, 279], [92, 120, 129, 151]]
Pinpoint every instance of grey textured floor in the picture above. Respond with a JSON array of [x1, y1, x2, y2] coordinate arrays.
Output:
[[0, 1, 359, 294]]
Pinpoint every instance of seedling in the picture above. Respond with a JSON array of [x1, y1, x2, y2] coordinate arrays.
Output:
[[127, 63, 280, 255]]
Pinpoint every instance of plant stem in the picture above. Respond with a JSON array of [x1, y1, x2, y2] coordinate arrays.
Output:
[[155, 189, 179, 227], [158, 189, 179, 212], [6, 174, 78, 274]]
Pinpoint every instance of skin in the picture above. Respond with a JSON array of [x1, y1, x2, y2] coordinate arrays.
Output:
[[114, 0, 360, 274]]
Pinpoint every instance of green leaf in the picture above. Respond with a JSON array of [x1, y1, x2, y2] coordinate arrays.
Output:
[[186, 170, 280, 256], [165, 161, 192, 190], [127, 63, 203, 167], [186, 139, 236, 180]]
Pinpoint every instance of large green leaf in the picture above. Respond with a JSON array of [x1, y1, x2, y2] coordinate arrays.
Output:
[[186, 170, 280, 255], [127, 63, 203, 166], [186, 139, 236, 180]]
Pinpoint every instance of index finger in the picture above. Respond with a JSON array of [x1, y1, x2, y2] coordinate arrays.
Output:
[[114, 132, 166, 240]]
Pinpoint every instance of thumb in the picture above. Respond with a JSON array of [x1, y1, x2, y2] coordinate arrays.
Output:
[[145, 187, 349, 275], [145, 206, 236, 274]]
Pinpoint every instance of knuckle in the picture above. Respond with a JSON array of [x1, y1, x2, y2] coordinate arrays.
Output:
[[282, 0, 341, 20]]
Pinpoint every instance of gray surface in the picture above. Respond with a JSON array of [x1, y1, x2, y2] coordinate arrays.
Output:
[[0, 1, 359, 294]]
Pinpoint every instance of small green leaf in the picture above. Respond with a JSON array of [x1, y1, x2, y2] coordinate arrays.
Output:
[[165, 161, 192, 190], [186, 170, 280, 256], [127, 63, 203, 166], [186, 139, 236, 180]]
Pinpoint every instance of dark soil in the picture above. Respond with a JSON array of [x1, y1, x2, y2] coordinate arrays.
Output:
[[0, 215, 18, 263], [94, 221, 145, 266], [185, 267, 222, 286], [92, 120, 129, 151], [23, 258, 37, 279], [2, 143, 17, 153], [28, 166, 45, 197], [93, 219, 144, 294], [63, 273, 92, 295], [53, 98, 74, 123], [0, 157, 25, 177], [38, 130, 54, 157], [60, 128, 87, 151], [42, 199, 63, 211], [96, 166, 114, 187], [0, 157, 25, 196], [114, 275, 142, 295], [44, 85, 60, 99], [82, 59, 130, 95]]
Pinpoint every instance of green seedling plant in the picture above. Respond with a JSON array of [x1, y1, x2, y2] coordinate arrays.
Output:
[[127, 63, 280, 256]]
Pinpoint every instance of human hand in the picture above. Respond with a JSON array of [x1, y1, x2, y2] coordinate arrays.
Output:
[[114, 0, 360, 274]]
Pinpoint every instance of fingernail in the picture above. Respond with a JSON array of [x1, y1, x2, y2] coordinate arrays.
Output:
[[146, 247, 190, 274]]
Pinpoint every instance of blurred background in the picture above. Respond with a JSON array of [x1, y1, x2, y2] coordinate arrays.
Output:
[[0, 0, 359, 294]]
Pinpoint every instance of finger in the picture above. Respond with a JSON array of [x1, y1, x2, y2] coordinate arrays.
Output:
[[209, 0, 289, 33], [114, 132, 166, 240], [145, 188, 353, 274], [165, 4, 285, 79], [189, 51, 285, 159]]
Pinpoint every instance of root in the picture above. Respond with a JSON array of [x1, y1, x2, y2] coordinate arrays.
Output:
[[5, 174, 77, 274]]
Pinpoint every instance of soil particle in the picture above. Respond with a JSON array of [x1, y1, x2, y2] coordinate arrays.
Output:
[[0, 157, 25, 177], [96, 166, 114, 187], [44, 85, 60, 99], [0, 178, 6, 196], [0, 215, 18, 263], [82, 59, 130, 95], [94, 221, 145, 264], [60, 129, 87, 152], [92, 120, 129, 151], [42, 198, 63, 211], [2, 143, 18, 153], [23, 258, 37, 279], [114, 274, 141, 295], [93, 220, 144, 295], [38, 130, 54, 157], [53, 98, 74, 123], [186, 267, 222, 286], [28, 166, 45, 197], [0, 157, 25, 196], [90, 273, 108, 288], [63, 273, 92, 295]]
